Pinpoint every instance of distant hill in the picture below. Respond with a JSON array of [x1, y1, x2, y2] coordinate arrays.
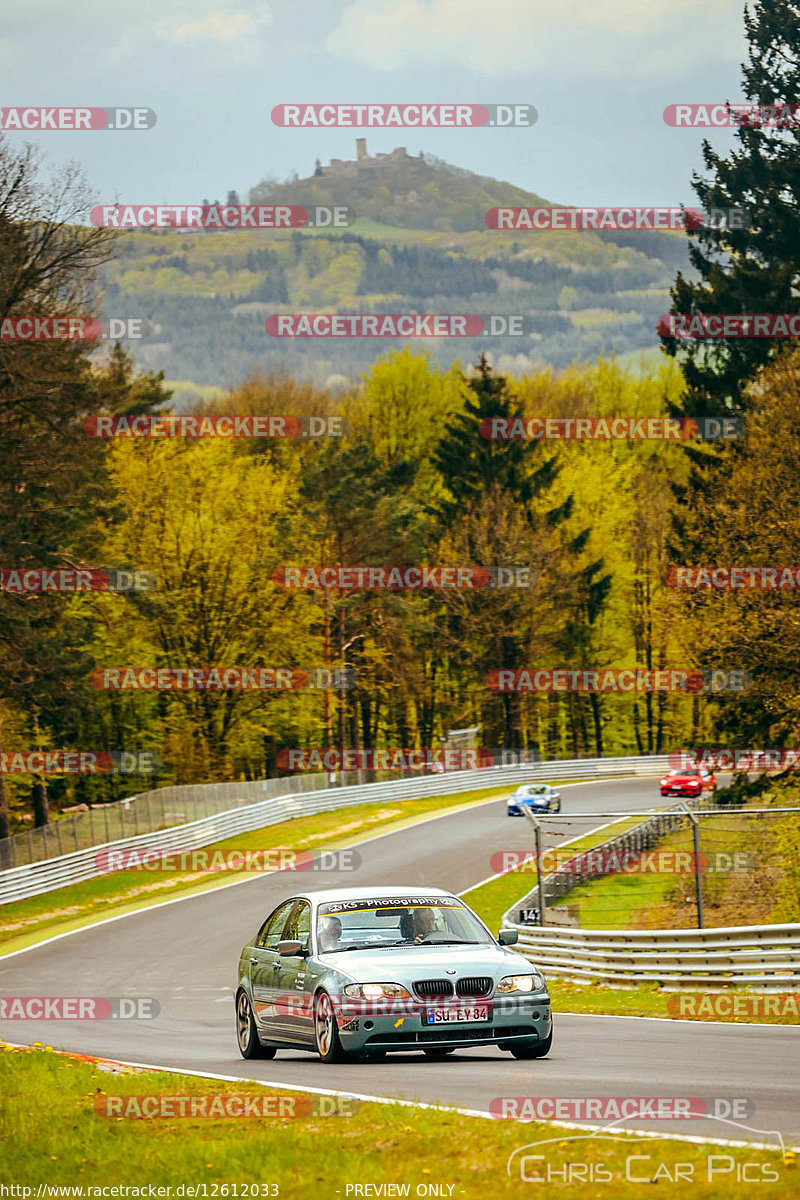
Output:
[[101, 144, 691, 389], [250, 145, 552, 233]]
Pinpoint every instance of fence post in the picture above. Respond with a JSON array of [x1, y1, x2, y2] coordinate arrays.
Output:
[[688, 809, 704, 929], [104, 804, 111, 844], [522, 808, 546, 926]]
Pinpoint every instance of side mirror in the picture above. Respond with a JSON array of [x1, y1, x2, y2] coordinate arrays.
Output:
[[498, 929, 518, 945], [277, 939, 306, 957]]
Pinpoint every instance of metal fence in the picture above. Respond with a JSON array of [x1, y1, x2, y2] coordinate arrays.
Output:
[[0, 774, 331, 870], [504, 804, 691, 921], [0, 754, 671, 904], [501, 801, 800, 986], [504, 804, 800, 932]]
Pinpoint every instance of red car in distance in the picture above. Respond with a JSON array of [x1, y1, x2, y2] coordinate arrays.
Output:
[[660, 766, 716, 797]]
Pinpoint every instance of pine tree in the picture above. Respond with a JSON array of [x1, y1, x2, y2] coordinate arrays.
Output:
[[661, 0, 800, 417], [432, 354, 560, 526]]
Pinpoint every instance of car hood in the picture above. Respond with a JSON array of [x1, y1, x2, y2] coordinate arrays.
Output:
[[664, 774, 701, 784], [316, 942, 533, 981]]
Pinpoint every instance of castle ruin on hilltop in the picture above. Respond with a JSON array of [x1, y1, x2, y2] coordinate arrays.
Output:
[[315, 139, 423, 176]]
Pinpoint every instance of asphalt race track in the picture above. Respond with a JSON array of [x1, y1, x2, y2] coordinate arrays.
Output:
[[1, 776, 797, 1149]]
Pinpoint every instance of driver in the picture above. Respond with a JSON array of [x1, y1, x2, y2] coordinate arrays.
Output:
[[411, 907, 437, 944], [318, 915, 343, 952]]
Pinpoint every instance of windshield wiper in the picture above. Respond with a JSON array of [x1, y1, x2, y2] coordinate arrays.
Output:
[[414, 938, 476, 946], [322, 941, 405, 953]]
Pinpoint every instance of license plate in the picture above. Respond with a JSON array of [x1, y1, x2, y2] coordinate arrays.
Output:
[[424, 1005, 490, 1025]]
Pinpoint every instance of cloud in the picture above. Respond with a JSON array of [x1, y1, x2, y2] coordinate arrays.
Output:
[[326, 0, 744, 76], [159, 5, 272, 44]]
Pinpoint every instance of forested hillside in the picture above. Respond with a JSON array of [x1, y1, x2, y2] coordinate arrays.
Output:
[[102, 149, 689, 390]]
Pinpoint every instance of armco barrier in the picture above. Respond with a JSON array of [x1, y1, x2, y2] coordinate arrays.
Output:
[[0, 754, 670, 905], [511, 923, 800, 989]]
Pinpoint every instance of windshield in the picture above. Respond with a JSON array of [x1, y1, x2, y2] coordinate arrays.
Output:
[[517, 785, 547, 796], [315, 896, 494, 952]]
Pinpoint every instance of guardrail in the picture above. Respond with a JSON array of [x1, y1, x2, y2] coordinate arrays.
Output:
[[511, 923, 800, 989], [0, 754, 671, 905]]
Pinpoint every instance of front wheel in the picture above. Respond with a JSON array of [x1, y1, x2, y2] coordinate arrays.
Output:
[[236, 990, 276, 1060], [314, 991, 349, 1063], [509, 1031, 552, 1060]]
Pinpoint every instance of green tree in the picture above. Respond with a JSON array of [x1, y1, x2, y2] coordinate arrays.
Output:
[[661, 0, 800, 417]]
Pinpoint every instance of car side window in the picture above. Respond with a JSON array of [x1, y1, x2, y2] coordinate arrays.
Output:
[[256, 900, 296, 949], [283, 900, 311, 947]]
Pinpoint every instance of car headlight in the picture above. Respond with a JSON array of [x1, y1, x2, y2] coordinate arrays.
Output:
[[342, 983, 411, 999], [660, 778, 668, 785], [496, 972, 546, 993]]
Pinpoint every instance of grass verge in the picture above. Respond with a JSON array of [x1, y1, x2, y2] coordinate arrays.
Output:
[[548, 980, 800, 1024], [0, 1046, 795, 1197]]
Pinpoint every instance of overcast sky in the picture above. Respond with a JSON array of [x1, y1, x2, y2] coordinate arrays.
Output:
[[3, 0, 750, 209]]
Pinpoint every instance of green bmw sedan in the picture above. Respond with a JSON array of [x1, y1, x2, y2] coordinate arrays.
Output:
[[236, 885, 552, 1063]]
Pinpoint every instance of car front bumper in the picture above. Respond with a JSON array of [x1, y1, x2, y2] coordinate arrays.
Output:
[[333, 995, 552, 1052]]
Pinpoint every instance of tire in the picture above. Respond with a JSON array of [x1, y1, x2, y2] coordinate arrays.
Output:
[[236, 989, 277, 1060], [314, 990, 349, 1063], [423, 1047, 456, 1059], [508, 1031, 552, 1060]]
